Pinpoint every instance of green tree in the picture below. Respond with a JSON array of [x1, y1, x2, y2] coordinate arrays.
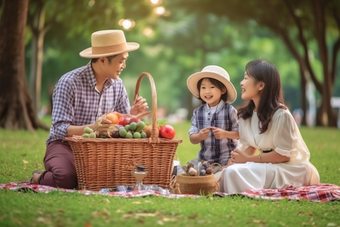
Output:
[[169, 0, 340, 127], [0, 0, 131, 130], [130, 7, 298, 116], [27, 0, 125, 113]]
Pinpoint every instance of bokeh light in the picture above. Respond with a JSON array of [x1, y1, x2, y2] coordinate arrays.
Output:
[[143, 27, 154, 37], [150, 0, 162, 5], [118, 19, 135, 30], [88, 0, 95, 7], [154, 6, 165, 15]]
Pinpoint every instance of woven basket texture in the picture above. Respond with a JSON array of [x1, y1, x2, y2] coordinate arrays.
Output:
[[173, 173, 219, 195], [65, 73, 182, 191]]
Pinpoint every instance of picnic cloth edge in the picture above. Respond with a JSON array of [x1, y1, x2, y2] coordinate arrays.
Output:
[[1, 182, 340, 202]]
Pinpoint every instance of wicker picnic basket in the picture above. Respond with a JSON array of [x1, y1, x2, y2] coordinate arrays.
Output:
[[171, 173, 219, 196], [65, 72, 182, 191]]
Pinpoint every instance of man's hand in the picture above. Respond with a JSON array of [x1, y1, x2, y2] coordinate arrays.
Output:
[[131, 96, 149, 115], [92, 115, 116, 137]]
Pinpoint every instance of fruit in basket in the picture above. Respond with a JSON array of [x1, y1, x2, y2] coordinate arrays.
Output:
[[188, 166, 197, 176], [106, 112, 119, 124], [118, 116, 125, 125], [84, 126, 93, 134], [205, 166, 212, 174], [130, 116, 141, 123], [82, 126, 97, 138], [115, 112, 123, 119], [126, 132, 133, 138], [123, 117, 131, 126], [89, 132, 96, 138], [143, 125, 152, 138], [119, 128, 127, 137], [111, 130, 120, 138], [159, 124, 176, 139], [129, 122, 137, 131], [136, 121, 145, 132], [133, 132, 141, 138], [182, 161, 214, 176], [141, 132, 147, 138], [200, 169, 206, 176]]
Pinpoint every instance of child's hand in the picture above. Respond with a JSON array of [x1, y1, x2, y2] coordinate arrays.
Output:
[[211, 127, 226, 139], [198, 127, 211, 141]]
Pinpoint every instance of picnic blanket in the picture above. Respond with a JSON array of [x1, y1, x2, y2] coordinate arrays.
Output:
[[1, 182, 340, 203]]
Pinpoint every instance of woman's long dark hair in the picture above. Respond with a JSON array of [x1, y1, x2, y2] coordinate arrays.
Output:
[[238, 60, 287, 133]]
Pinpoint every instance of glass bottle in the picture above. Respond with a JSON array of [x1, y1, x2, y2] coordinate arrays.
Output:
[[132, 165, 147, 190]]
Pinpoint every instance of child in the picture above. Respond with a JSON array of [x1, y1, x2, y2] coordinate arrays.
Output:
[[184, 65, 239, 174]]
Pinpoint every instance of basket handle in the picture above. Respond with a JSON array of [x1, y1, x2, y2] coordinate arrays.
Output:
[[210, 162, 223, 173], [134, 72, 159, 143], [169, 175, 182, 194]]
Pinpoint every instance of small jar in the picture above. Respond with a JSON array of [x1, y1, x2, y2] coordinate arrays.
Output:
[[132, 165, 147, 190]]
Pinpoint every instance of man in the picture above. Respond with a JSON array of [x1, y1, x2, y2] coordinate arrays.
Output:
[[31, 30, 148, 189]]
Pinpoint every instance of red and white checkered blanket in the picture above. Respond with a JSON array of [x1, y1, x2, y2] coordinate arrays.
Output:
[[215, 184, 340, 202], [1, 182, 339, 202]]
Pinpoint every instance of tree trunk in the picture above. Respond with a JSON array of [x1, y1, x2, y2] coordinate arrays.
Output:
[[29, 2, 46, 113], [299, 67, 307, 126], [316, 77, 337, 127], [0, 0, 49, 131], [312, 0, 337, 127]]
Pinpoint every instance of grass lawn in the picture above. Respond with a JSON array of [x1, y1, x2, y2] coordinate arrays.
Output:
[[1, 118, 340, 227]]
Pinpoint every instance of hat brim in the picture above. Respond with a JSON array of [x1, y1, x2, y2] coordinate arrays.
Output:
[[187, 71, 237, 104], [79, 42, 140, 58]]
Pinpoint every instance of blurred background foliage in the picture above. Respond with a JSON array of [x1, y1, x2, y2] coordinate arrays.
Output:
[[9, 0, 339, 119]]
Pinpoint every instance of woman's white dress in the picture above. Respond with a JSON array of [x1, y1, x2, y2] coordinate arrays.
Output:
[[219, 108, 320, 193]]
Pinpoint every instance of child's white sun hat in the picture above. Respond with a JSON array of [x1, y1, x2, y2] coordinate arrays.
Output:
[[187, 65, 237, 104], [79, 30, 140, 58]]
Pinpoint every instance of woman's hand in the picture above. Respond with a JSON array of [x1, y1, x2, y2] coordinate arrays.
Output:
[[130, 96, 149, 115], [230, 149, 251, 163]]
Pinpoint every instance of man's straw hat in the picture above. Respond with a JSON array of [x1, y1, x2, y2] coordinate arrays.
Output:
[[79, 30, 140, 58], [187, 65, 237, 104]]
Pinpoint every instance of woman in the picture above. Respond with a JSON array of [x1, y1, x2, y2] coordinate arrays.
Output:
[[219, 59, 320, 193]]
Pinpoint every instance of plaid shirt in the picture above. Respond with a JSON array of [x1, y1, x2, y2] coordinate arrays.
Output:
[[188, 100, 239, 166], [46, 62, 130, 145]]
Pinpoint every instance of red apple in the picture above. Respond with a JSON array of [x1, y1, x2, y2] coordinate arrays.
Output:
[[130, 117, 141, 123], [119, 116, 131, 126], [118, 116, 125, 126], [123, 117, 131, 126], [159, 124, 176, 139]]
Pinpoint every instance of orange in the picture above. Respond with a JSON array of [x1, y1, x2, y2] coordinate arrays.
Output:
[[106, 112, 119, 124], [115, 112, 123, 119]]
